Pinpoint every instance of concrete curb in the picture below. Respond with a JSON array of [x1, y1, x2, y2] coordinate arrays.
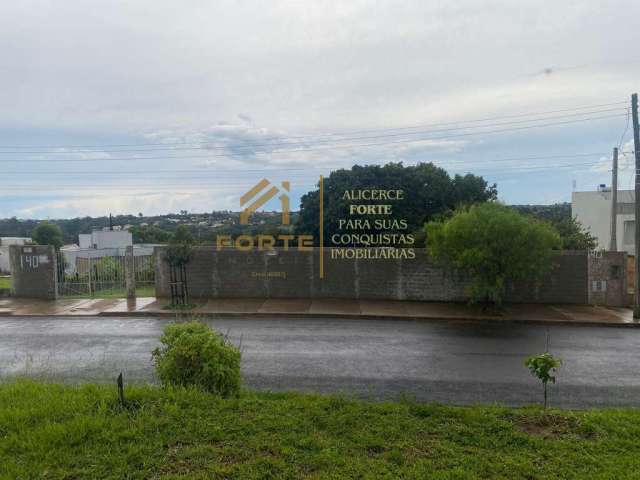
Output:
[[91, 309, 640, 328], [3, 307, 638, 328]]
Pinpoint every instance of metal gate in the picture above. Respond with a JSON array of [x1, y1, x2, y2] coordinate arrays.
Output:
[[56, 248, 154, 298], [134, 253, 155, 296]]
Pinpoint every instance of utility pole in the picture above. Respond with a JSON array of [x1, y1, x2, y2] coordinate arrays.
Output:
[[610, 147, 618, 251], [632, 93, 640, 318]]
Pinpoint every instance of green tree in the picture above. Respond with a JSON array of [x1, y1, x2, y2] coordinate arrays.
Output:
[[553, 217, 597, 250], [296, 162, 497, 245], [426, 203, 561, 306], [511, 204, 596, 250], [171, 225, 195, 245], [32, 221, 63, 249], [525, 352, 562, 410], [130, 225, 172, 244]]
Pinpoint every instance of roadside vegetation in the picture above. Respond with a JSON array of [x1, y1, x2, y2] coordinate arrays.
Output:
[[1, 380, 640, 479], [426, 202, 561, 306], [0, 276, 10, 289], [152, 321, 241, 397], [1, 322, 636, 479]]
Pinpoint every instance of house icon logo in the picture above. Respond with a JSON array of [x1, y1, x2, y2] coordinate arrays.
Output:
[[240, 179, 290, 225]]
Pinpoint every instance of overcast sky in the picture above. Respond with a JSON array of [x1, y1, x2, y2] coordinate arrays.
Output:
[[1, 0, 639, 219]]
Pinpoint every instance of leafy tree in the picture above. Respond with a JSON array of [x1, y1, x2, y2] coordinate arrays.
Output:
[[32, 221, 63, 249], [525, 352, 562, 410], [552, 217, 597, 250], [130, 225, 172, 244], [426, 203, 561, 305], [511, 203, 571, 223], [171, 225, 195, 245], [512, 204, 596, 250], [296, 162, 497, 245]]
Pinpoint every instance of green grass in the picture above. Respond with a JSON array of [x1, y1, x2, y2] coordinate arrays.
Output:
[[1, 381, 640, 479], [0, 276, 11, 289], [60, 285, 155, 299]]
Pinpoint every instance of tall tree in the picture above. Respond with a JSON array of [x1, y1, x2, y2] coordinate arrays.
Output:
[[32, 221, 63, 250], [511, 203, 597, 250], [296, 162, 497, 244]]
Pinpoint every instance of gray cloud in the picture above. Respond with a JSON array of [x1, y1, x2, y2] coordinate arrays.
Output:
[[0, 0, 638, 217]]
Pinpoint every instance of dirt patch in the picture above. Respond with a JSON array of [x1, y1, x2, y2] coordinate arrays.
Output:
[[511, 413, 595, 440]]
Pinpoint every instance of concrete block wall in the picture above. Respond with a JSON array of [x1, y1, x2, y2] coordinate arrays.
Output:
[[588, 251, 627, 307], [503, 251, 589, 304], [155, 247, 597, 305], [9, 245, 57, 300]]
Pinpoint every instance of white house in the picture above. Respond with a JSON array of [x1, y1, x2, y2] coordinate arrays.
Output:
[[78, 229, 132, 249], [572, 187, 635, 255], [60, 229, 159, 275], [0, 237, 32, 273]]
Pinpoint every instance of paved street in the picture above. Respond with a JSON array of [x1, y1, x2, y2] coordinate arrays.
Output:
[[1, 315, 639, 408]]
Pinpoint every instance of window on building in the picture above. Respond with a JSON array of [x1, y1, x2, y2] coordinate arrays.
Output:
[[591, 280, 608, 292], [624, 221, 635, 245], [610, 265, 621, 279]]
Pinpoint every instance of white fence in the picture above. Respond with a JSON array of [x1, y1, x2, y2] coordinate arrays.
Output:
[[56, 247, 154, 297]]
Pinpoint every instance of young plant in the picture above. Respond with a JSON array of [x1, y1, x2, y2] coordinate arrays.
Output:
[[163, 226, 195, 306], [152, 321, 241, 397], [525, 352, 562, 410]]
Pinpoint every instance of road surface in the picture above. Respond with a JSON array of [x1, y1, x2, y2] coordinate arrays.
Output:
[[1, 315, 639, 408]]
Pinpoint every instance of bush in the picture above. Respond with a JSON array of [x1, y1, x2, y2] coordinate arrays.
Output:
[[152, 321, 241, 397], [426, 202, 561, 306]]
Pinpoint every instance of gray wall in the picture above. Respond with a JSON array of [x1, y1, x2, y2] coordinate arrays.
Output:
[[587, 251, 628, 307], [155, 247, 592, 304], [10, 245, 57, 300]]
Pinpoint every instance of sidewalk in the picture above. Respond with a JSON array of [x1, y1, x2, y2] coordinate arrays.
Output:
[[0, 296, 637, 326]]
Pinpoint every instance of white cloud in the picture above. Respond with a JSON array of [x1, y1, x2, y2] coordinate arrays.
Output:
[[1, 0, 639, 216]]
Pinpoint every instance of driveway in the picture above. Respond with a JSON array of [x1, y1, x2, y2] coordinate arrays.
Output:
[[1, 315, 639, 408]]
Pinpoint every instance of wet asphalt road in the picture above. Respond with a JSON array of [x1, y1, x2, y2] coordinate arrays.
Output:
[[1, 315, 639, 408]]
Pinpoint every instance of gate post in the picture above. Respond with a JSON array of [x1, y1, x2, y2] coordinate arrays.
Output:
[[10, 244, 58, 299], [125, 245, 136, 299]]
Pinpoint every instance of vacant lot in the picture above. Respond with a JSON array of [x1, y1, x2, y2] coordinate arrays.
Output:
[[1, 381, 639, 479], [0, 277, 10, 289]]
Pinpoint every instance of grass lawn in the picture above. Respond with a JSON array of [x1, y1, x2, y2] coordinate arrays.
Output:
[[59, 285, 155, 299], [1, 381, 640, 479], [0, 276, 11, 289]]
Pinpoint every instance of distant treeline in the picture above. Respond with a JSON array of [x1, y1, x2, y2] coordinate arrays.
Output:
[[0, 211, 294, 245]]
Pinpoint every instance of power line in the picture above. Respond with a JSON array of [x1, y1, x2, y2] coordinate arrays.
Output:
[[0, 106, 626, 155], [0, 151, 615, 175], [0, 100, 628, 152], [0, 112, 627, 163], [617, 107, 631, 150], [0, 161, 608, 191]]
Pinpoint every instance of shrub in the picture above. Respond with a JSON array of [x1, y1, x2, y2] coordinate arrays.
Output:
[[94, 256, 124, 280], [426, 202, 561, 306], [152, 321, 241, 397]]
